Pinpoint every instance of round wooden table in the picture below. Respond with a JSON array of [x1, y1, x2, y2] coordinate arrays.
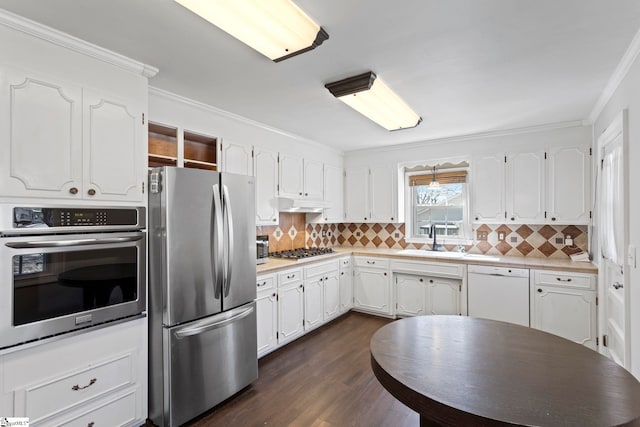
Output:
[[370, 316, 640, 426]]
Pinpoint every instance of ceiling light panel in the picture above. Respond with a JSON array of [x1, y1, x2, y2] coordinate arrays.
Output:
[[175, 0, 328, 62]]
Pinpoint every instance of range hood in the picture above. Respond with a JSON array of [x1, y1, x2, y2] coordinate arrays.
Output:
[[278, 197, 331, 213]]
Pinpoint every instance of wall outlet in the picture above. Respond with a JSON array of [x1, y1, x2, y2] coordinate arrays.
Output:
[[321, 230, 326, 237], [510, 236, 518, 243], [356, 231, 361, 237], [555, 237, 564, 244], [477, 231, 488, 241], [498, 232, 505, 241]]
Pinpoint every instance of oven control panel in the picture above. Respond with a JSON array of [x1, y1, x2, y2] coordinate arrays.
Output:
[[13, 207, 139, 228]]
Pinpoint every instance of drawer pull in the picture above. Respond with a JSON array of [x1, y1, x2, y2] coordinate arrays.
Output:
[[72, 378, 97, 391], [257, 281, 268, 287], [366, 261, 375, 265], [613, 282, 623, 290], [287, 274, 296, 279], [88, 423, 95, 427], [556, 277, 572, 282]]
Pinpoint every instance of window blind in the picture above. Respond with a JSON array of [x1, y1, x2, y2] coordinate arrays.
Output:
[[409, 170, 468, 186]]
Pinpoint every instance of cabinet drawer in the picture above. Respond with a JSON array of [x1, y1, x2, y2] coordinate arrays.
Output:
[[256, 274, 275, 291], [304, 261, 339, 279], [533, 270, 596, 290], [339, 257, 352, 269], [391, 259, 465, 278], [19, 353, 134, 423], [278, 268, 303, 286], [354, 257, 389, 269], [54, 387, 138, 427]]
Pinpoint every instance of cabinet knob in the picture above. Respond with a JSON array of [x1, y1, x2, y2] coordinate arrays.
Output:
[[341, 272, 344, 275], [364, 217, 367, 220], [419, 278, 423, 282], [613, 282, 623, 290], [537, 288, 543, 293], [299, 284, 303, 289], [69, 187, 78, 195], [325, 218, 328, 221], [87, 188, 96, 196], [510, 217, 515, 221], [391, 217, 394, 221], [88, 422, 95, 427], [383, 272, 387, 276], [325, 277, 328, 280], [320, 277, 323, 281], [299, 192, 303, 196], [273, 218, 277, 222], [551, 217, 557, 221], [305, 193, 308, 196], [475, 216, 479, 221], [272, 293, 276, 297], [429, 279, 434, 283]]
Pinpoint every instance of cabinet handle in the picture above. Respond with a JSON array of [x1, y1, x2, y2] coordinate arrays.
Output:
[[551, 217, 557, 221], [69, 187, 78, 195], [366, 260, 375, 264], [257, 281, 267, 287], [510, 217, 515, 221], [556, 277, 572, 282], [537, 288, 543, 293], [72, 378, 97, 391], [287, 274, 296, 279], [87, 188, 96, 196], [613, 282, 623, 290]]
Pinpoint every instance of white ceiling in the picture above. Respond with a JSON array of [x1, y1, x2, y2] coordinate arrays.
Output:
[[1, 0, 639, 151]]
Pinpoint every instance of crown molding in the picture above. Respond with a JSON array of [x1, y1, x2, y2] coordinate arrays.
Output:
[[149, 86, 342, 155], [586, 27, 640, 125], [346, 120, 586, 155], [0, 8, 159, 78]]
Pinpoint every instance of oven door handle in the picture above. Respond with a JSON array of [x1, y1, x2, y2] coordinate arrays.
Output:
[[5, 236, 142, 248]]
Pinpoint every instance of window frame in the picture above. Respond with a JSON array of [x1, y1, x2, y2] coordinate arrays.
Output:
[[404, 168, 472, 245]]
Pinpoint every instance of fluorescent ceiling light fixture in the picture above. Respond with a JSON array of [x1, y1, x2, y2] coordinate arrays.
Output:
[[325, 72, 422, 131], [175, 0, 328, 62]]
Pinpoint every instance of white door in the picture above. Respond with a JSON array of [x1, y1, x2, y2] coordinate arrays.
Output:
[[0, 67, 83, 199], [547, 145, 591, 224], [426, 277, 461, 315], [221, 141, 253, 175], [532, 286, 597, 350], [256, 290, 278, 357], [83, 89, 144, 202], [506, 151, 545, 223], [278, 282, 304, 345], [303, 159, 324, 200], [339, 267, 353, 313], [370, 166, 397, 222], [344, 168, 370, 222], [323, 271, 340, 321], [303, 278, 324, 331], [471, 154, 505, 222], [395, 274, 425, 317], [278, 153, 304, 198], [254, 146, 279, 225], [597, 111, 628, 368], [323, 164, 344, 222], [353, 268, 391, 314]]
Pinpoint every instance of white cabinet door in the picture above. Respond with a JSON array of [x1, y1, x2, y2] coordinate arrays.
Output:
[[0, 67, 83, 199], [256, 290, 278, 357], [370, 166, 397, 223], [278, 153, 304, 198], [426, 277, 461, 315], [221, 141, 253, 175], [532, 285, 597, 350], [303, 278, 324, 331], [344, 168, 370, 222], [83, 89, 144, 202], [339, 267, 353, 313], [278, 282, 304, 345], [323, 271, 340, 321], [547, 145, 591, 224], [254, 146, 279, 225], [395, 274, 425, 317], [506, 151, 545, 223], [471, 154, 505, 222], [322, 164, 344, 222], [303, 158, 324, 200], [353, 267, 391, 315]]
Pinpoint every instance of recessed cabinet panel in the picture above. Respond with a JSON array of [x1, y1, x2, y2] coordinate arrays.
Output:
[[353, 267, 391, 315], [506, 151, 545, 223], [323, 273, 340, 321], [396, 274, 425, 317], [303, 159, 324, 200], [256, 290, 278, 357], [254, 147, 279, 225], [370, 166, 396, 222], [322, 164, 344, 222], [547, 146, 591, 224], [221, 141, 253, 176], [304, 278, 324, 331], [426, 277, 461, 315], [278, 154, 304, 198], [339, 266, 353, 313], [84, 91, 142, 201], [0, 69, 82, 198], [278, 282, 304, 345], [471, 154, 505, 222], [344, 168, 369, 221]]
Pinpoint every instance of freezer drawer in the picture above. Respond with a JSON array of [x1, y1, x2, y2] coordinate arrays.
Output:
[[164, 302, 258, 426]]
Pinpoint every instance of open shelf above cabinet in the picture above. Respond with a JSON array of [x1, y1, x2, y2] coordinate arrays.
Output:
[[184, 130, 217, 171], [149, 122, 178, 168], [148, 122, 217, 171]]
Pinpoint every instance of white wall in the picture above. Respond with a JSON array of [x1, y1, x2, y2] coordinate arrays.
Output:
[[593, 50, 640, 379], [149, 88, 343, 168]]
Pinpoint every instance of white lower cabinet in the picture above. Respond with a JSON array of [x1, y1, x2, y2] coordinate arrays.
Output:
[[531, 269, 597, 350], [0, 318, 146, 426], [339, 257, 353, 314], [396, 274, 425, 316], [256, 274, 278, 358], [277, 269, 305, 346], [353, 257, 392, 316], [303, 276, 324, 331], [395, 274, 462, 317]]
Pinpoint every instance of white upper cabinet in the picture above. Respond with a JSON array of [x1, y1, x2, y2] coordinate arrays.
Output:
[[471, 153, 505, 222], [220, 140, 253, 176], [254, 146, 279, 225], [547, 146, 591, 224], [303, 158, 324, 200], [0, 67, 144, 202], [506, 151, 545, 223], [344, 168, 370, 222], [369, 166, 397, 223], [321, 164, 344, 222], [278, 153, 304, 198]]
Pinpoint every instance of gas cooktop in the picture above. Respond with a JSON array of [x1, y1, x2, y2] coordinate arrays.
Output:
[[270, 247, 335, 260]]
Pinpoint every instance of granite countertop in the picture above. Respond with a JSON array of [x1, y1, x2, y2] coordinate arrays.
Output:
[[256, 246, 598, 275]]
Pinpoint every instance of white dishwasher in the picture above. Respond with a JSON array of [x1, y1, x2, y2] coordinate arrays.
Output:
[[467, 265, 530, 326]]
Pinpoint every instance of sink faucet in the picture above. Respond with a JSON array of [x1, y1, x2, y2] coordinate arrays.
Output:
[[430, 224, 440, 251]]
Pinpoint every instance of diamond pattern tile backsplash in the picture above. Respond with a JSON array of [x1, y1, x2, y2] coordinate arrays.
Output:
[[257, 213, 588, 259]]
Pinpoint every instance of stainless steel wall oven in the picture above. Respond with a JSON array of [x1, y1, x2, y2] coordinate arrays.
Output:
[[0, 205, 146, 350]]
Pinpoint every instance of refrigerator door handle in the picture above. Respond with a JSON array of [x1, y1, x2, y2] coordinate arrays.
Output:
[[173, 305, 254, 338], [212, 184, 224, 298], [222, 184, 234, 297]]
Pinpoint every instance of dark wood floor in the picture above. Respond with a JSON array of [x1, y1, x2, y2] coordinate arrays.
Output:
[[189, 312, 418, 427]]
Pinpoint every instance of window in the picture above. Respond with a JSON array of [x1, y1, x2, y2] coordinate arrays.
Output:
[[406, 169, 469, 242]]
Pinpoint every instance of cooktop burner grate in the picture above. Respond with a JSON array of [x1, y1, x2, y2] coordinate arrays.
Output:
[[270, 247, 335, 260]]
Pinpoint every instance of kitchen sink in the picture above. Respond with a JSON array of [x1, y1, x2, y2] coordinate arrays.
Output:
[[399, 249, 465, 259]]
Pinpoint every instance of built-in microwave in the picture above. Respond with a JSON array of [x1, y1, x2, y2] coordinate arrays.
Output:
[[0, 205, 146, 350], [256, 235, 269, 265]]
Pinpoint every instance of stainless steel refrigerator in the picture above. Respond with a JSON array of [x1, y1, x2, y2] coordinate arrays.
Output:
[[148, 167, 258, 427]]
